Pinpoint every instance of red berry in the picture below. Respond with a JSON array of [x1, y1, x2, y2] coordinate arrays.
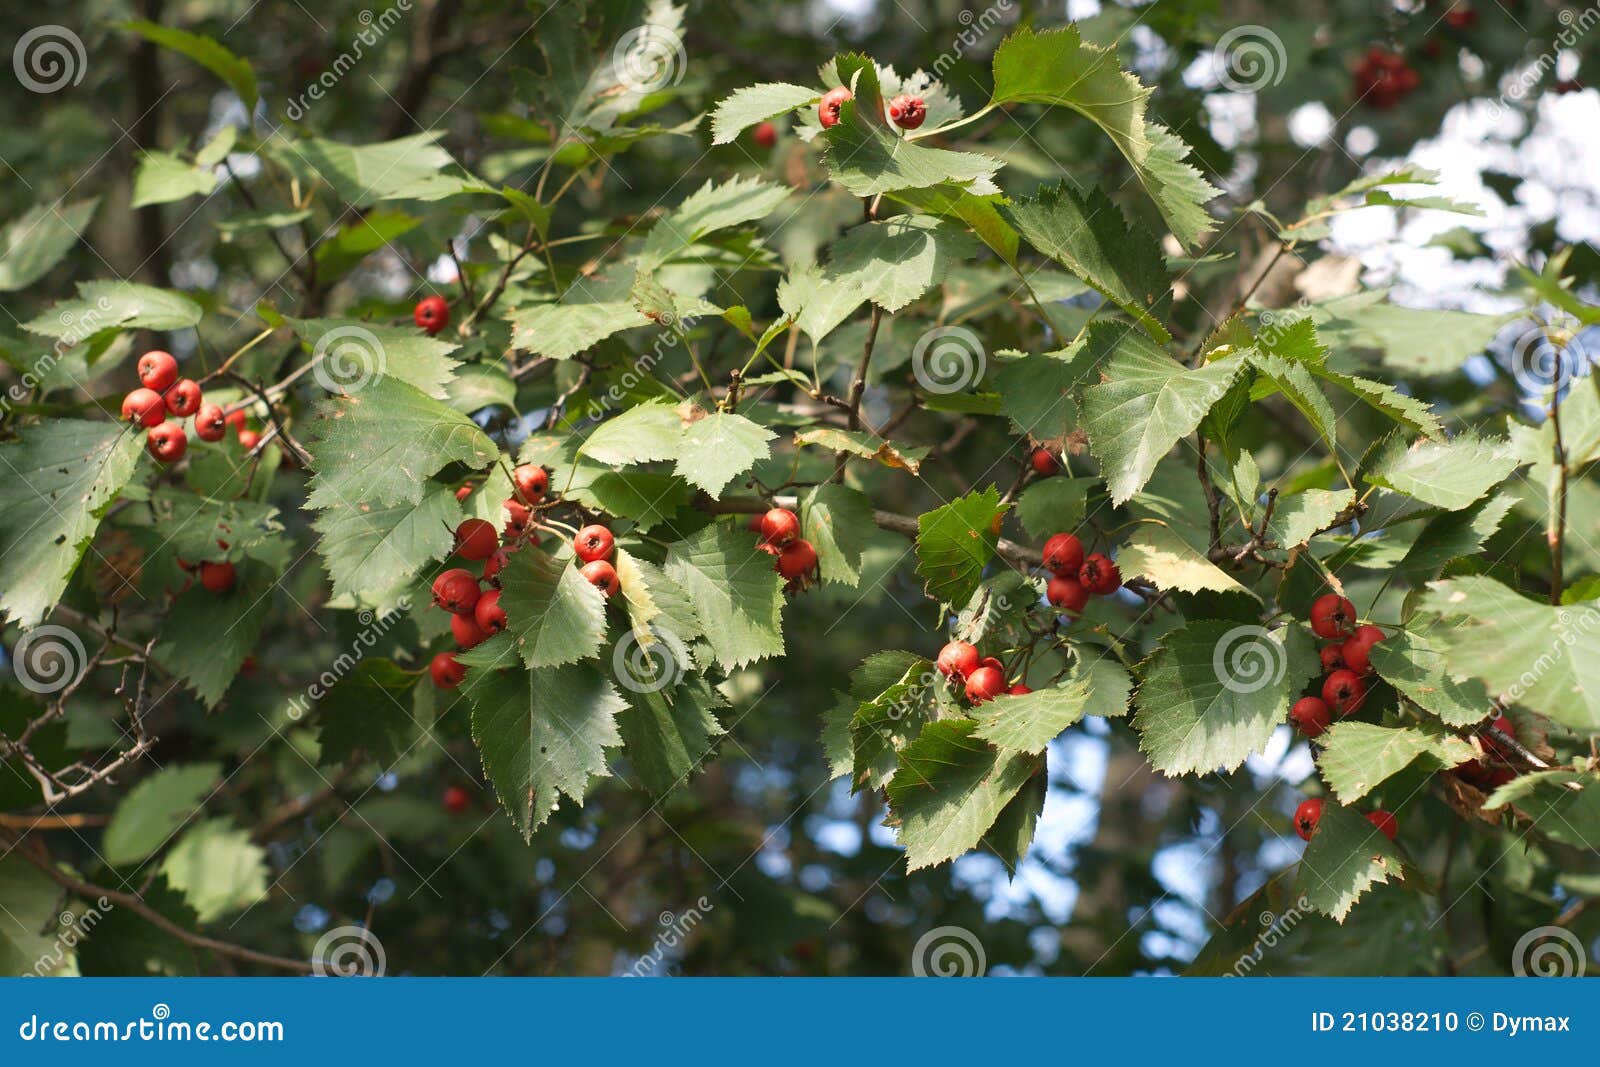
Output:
[[147, 422, 188, 463], [1042, 533, 1084, 576], [936, 640, 979, 679], [1290, 696, 1332, 738], [236, 428, 262, 451], [225, 408, 249, 432], [164, 379, 202, 417], [450, 611, 488, 649], [753, 121, 778, 147], [1006, 683, 1032, 696], [1340, 624, 1385, 674], [1078, 553, 1121, 596], [482, 545, 516, 585], [887, 94, 926, 130], [759, 508, 801, 546], [580, 559, 620, 597], [1309, 594, 1357, 639], [818, 86, 852, 128], [194, 402, 227, 442], [775, 538, 818, 581], [199, 560, 235, 593], [964, 665, 1006, 705], [442, 785, 471, 814], [1444, 4, 1476, 29], [979, 656, 1004, 673], [1030, 448, 1059, 476], [512, 464, 548, 504], [1046, 575, 1089, 614], [1322, 669, 1366, 715], [414, 294, 449, 335], [454, 518, 498, 561], [502, 500, 531, 538], [1365, 809, 1397, 840], [1318, 644, 1345, 671], [431, 568, 482, 615], [455, 483, 475, 502], [137, 350, 179, 392], [574, 524, 614, 563], [429, 651, 466, 690], [121, 388, 167, 427], [1294, 797, 1324, 841], [474, 588, 507, 634], [1484, 713, 1518, 761]]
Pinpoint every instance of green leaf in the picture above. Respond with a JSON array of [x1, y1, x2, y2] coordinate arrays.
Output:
[[304, 376, 496, 510], [710, 82, 818, 144], [154, 576, 269, 707], [1065, 652, 1133, 718], [885, 720, 1042, 871], [285, 133, 457, 208], [147, 487, 286, 567], [0, 198, 98, 292], [1368, 630, 1493, 728], [0, 420, 144, 627], [103, 763, 222, 866], [0, 857, 64, 975], [567, 470, 692, 532], [131, 150, 218, 208], [312, 211, 422, 280], [1133, 621, 1317, 775], [800, 483, 873, 587], [124, 20, 257, 113], [318, 659, 421, 767], [159, 819, 268, 922], [1248, 351, 1337, 449], [287, 316, 460, 399], [664, 524, 785, 671], [849, 658, 947, 790], [508, 300, 652, 359], [580, 399, 684, 466], [24, 281, 203, 340], [1117, 525, 1256, 598], [823, 215, 979, 313], [792, 427, 927, 472], [676, 411, 773, 498], [1317, 298, 1503, 377], [915, 486, 1006, 607], [975, 678, 1096, 754], [639, 176, 789, 267], [1316, 369, 1444, 439], [1364, 433, 1517, 510], [1317, 722, 1476, 803], [313, 485, 461, 609], [1482, 771, 1600, 849], [616, 672, 726, 799], [994, 345, 1093, 442], [1265, 488, 1355, 549], [1138, 121, 1223, 251], [467, 661, 626, 841], [497, 548, 608, 669], [1296, 801, 1406, 922], [1397, 494, 1514, 575], [1015, 477, 1092, 540]]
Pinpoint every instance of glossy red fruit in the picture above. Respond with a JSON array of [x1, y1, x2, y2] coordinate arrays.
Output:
[[1047, 575, 1089, 614], [1309, 594, 1357, 639], [775, 538, 818, 581], [414, 294, 449, 335], [199, 560, 235, 593], [474, 588, 507, 634], [979, 656, 1004, 673], [442, 785, 471, 814], [1340, 624, 1385, 674], [753, 121, 778, 148], [194, 402, 227, 442], [236, 428, 262, 451], [887, 94, 926, 130], [818, 86, 852, 128], [1006, 683, 1032, 696], [936, 641, 979, 679], [225, 408, 249, 432], [574, 525, 615, 563], [429, 652, 466, 690], [1042, 533, 1084, 576], [1318, 644, 1345, 671], [1030, 448, 1059, 476], [1365, 809, 1397, 840], [454, 518, 498, 561], [759, 508, 801, 546], [1290, 696, 1332, 738], [580, 559, 620, 597], [455, 483, 475, 502], [964, 665, 1006, 705], [503, 500, 531, 538], [137, 350, 179, 392], [482, 545, 515, 585], [1294, 798, 1324, 841], [431, 568, 482, 615], [450, 611, 488, 650], [1079, 553, 1121, 596], [147, 422, 188, 463], [164, 379, 202, 417], [512, 464, 548, 504], [121, 388, 167, 427], [1322, 669, 1366, 715]]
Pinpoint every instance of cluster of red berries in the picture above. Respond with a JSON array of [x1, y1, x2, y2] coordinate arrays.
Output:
[[119, 351, 254, 463], [1454, 712, 1520, 792], [425, 463, 551, 689], [815, 87, 925, 132], [748, 508, 819, 591], [935, 640, 1031, 705], [1292, 798, 1397, 843], [1040, 532, 1121, 616], [1353, 46, 1421, 109], [414, 295, 449, 336], [1288, 594, 1384, 738]]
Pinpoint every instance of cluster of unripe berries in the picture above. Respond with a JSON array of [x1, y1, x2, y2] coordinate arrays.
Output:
[[1288, 594, 1384, 738], [414, 294, 449, 336], [816, 87, 926, 131], [748, 508, 819, 591], [934, 640, 1030, 705], [1040, 532, 1121, 616], [119, 351, 255, 463], [1292, 797, 1397, 843]]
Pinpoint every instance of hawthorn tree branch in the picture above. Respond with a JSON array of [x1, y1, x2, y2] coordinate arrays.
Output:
[[1547, 381, 1568, 604]]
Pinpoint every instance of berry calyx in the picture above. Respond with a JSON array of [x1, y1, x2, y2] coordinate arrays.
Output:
[[431, 568, 482, 615], [414, 294, 449, 335], [512, 464, 548, 504], [1046, 575, 1089, 615], [1309, 593, 1357, 639], [1030, 448, 1059, 476], [1290, 696, 1332, 738], [1294, 797, 1324, 841], [1318, 644, 1345, 672], [137, 350, 179, 392], [194, 402, 227, 442], [1365, 809, 1398, 841], [147, 422, 188, 463], [775, 538, 818, 581], [936, 640, 980, 679], [887, 94, 926, 130], [753, 121, 778, 148], [964, 665, 1006, 705], [580, 559, 620, 597], [1042, 533, 1085, 576], [818, 86, 852, 128], [454, 518, 498, 561], [474, 588, 507, 635], [442, 785, 471, 814], [164, 379, 202, 417], [199, 560, 235, 593], [1006, 683, 1032, 696], [1340, 624, 1385, 674], [450, 611, 488, 650], [429, 651, 466, 690], [121, 388, 167, 428], [1322, 669, 1366, 716], [759, 507, 801, 546], [1078, 553, 1121, 596], [574, 524, 615, 563]]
